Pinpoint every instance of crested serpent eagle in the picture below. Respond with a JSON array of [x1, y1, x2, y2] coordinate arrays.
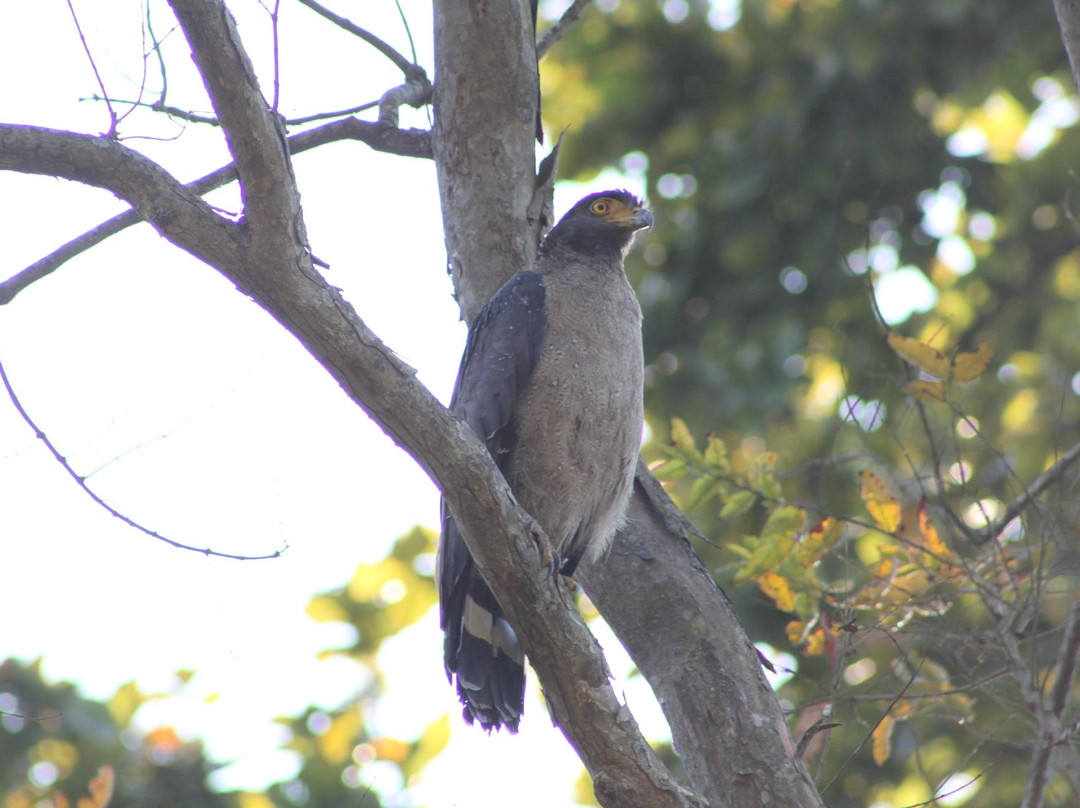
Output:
[[437, 190, 652, 732]]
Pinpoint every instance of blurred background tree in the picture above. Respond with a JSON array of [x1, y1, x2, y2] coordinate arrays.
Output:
[[5, 0, 1080, 806], [543, 0, 1080, 805]]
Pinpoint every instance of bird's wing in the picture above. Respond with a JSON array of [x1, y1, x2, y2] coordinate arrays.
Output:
[[449, 270, 547, 453], [438, 270, 547, 731]]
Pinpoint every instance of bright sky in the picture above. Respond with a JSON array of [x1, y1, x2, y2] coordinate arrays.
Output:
[[0, 2, 661, 806]]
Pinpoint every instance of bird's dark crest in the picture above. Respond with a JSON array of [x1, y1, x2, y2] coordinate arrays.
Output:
[[540, 189, 652, 258]]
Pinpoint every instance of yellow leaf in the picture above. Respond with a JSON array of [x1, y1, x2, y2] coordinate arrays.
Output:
[[317, 711, 362, 765], [872, 715, 894, 765], [917, 499, 950, 560], [372, 737, 411, 763], [860, 470, 902, 533], [887, 332, 950, 378], [106, 682, 143, 728], [305, 595, 348, 624], [786, 620, 809, 645], [759, 573, 796, 612], [904, 380, 948, 404], [798, 517, 844, 566], [951, 343, 993, 382], [237, 793, 278, 808], [401, 714, 451, 779]]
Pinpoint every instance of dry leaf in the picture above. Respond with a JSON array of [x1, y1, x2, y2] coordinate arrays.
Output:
[[886, 332, 950, 378], [872, 715, 894, 765], [860, 470, 902, 533], [904, 379, 948, 404], [952, 343, 994, 382], [759, 572, 796, 612]]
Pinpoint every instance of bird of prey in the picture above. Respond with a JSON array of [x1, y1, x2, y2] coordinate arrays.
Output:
[[437, 190, 652, 732]]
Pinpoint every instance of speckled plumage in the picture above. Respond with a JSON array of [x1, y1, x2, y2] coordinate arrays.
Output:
[[437, 190, 651, 732]]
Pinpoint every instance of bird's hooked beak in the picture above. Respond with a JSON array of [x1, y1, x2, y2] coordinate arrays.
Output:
[[618, 207, 654, 231]]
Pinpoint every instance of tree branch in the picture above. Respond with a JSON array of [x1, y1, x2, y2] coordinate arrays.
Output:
[[168, 0, 294, 231], [0, 352, 284, 561], [0, 116, 430, 305], [0, 124, 241, 273], [295, 0, 424, 79], [1054, 0, 1080, 93], [7, 3, 704, 804], [581, 466, 826, 808], [433, 0, 544, 324], [974, 439, 1080, 543], [537, 0, 593, 59]]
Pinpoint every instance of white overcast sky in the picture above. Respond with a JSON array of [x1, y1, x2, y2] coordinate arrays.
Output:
[[0, 2, 663, 806]]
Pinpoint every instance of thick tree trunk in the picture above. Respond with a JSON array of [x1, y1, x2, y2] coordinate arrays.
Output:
[[430, 4, 824, 807], [432, 0, 540, 325]]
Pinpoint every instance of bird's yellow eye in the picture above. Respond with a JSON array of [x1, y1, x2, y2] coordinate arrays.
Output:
[[590, 199, 610, 215]]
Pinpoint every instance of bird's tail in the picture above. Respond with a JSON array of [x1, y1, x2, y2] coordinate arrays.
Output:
[[439, 522, 525, 732]]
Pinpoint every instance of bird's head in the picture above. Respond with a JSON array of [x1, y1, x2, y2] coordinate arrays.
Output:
[[540, 190, 653, 258]]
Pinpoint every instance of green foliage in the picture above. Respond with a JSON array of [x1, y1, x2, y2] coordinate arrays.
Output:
[[547, 0, 1080, 801], [0, 659, 234, 808], [0, 529, 443, 808]]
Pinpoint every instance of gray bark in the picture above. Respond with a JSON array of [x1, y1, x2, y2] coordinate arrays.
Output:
[[1054, 0, 1080, 93], [432, 0, 542, 325]]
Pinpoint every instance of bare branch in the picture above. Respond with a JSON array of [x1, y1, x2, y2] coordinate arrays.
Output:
[[974, 440, 1080, 543], [66, 0, 118, 134], [286, 100, 378, 125], [537, 0, 593, 59], [377, 79, 433, 129], [0, 351, 284, 561], [168, 0, 293, 230], [295, 0, 424, 79], [0, 116, 430, 305], [0, 124, 241, 271]]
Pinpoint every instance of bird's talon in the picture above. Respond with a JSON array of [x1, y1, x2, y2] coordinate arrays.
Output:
[[528, 523, 557, 572]]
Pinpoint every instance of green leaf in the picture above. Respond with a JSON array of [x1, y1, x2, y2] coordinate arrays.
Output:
[[652, 458, 688, 481], [749, 451, 782, 499], [685, 474, 723, 510], [669, 417, 704, 463], [704, 435, 730, 471], [720, 489, 756, 519]]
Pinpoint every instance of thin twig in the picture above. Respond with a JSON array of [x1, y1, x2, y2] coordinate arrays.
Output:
[[0, 116, 431, 305], [975, 440, 1080, 543], [820, 663, 922, 795], [269, 0, 282, 110], [0, 350, 284, 561], [295, 0, 423, 79], [66, 0, 117, 135], [537, 0, 593, 58], [286, 101, 378, 125], [146, 2, 170, 107], [88, 95, 221, 125], [90, 95, 381, 128]]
